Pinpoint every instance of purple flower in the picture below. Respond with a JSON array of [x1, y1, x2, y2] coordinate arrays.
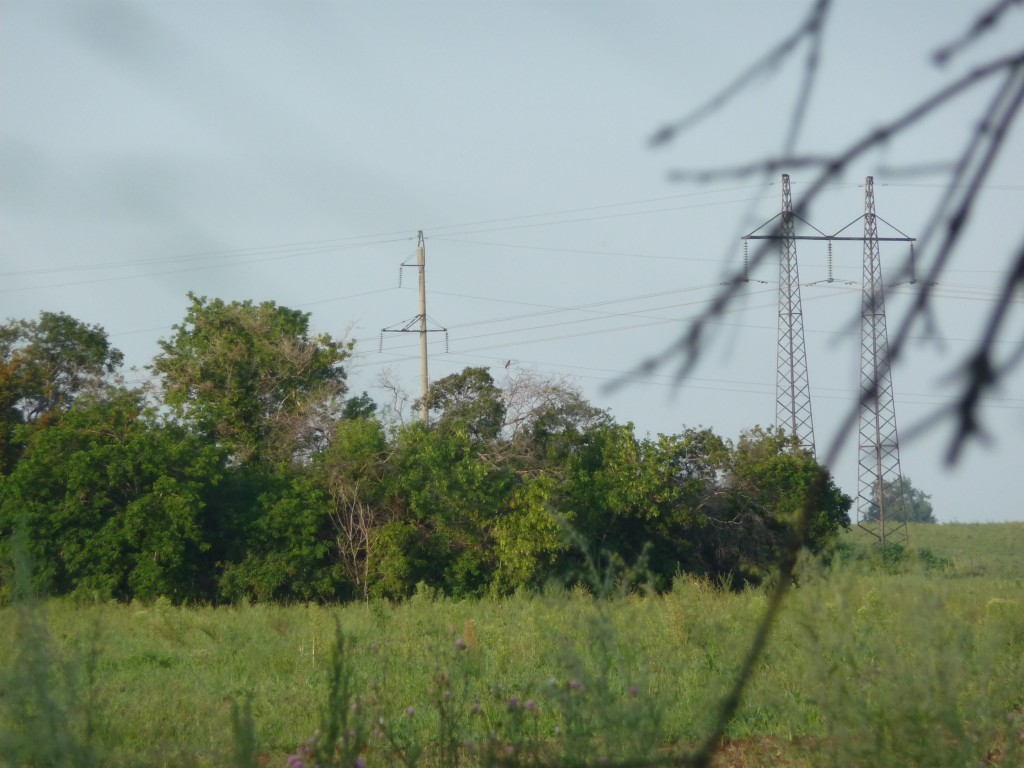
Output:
[[454, 637, 467, 651], [406, 705, 415, 716], [354, 758, 366, 768], [568, 679, 583, 691], [525, 699, 536, 712], [628, 686, 639, 698], [286, 756, 304, 768], [507, 697, 519, 711]]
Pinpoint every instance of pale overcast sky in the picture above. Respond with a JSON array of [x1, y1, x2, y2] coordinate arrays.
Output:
[[2, 1, 1022, 523]]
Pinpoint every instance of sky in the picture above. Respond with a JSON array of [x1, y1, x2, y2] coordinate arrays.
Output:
[[2, 1, 1023, 523]]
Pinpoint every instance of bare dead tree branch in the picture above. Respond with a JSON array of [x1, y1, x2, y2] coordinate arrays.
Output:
[[933, 0, 1024, 66], [649, 0, 831, 148], [633, 6, 1024, 766]]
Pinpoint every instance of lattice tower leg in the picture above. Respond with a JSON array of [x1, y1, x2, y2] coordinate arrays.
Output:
[[776, 174, 816, 457], [856, 176, 908, 547]]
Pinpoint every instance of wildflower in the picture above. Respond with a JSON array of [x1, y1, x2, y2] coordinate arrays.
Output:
[[354, 758, 366, 768], [525, 699, 536, 712], [455, 637, 467, 651], [406, 706, 415, 716], [286, 756, 304, 768], [471, 702, 483, 715], [507, 697, 520, 711], [628, 686, 639, 698], [568, 679, 583, 691]]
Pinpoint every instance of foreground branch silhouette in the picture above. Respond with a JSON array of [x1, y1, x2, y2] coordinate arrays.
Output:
[[638, 2, 1024, 765]]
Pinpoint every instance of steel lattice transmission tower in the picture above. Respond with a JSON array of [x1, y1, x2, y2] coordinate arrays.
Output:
[[857, 177, 908, 546], [776, 174, 816, 456]]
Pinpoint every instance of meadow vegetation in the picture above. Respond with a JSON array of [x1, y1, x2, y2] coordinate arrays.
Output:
[[1, 523, 1022, 767]]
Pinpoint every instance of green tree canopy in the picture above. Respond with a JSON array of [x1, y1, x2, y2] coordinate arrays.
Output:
[[0, 387, 223, 602], [866, 475, 936, 524], [419, 366, 506, 441], [152, 293, 351, 467], [0, 312, 123, 472]]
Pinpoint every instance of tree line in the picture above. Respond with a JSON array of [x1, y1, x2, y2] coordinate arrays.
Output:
[[0, 295, 855, 604]]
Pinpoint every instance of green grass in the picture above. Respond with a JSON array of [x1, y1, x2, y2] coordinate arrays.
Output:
[[905, 521, 1024, 578], [840, 521, 1024, 578], [2, 524, 1024, 767]]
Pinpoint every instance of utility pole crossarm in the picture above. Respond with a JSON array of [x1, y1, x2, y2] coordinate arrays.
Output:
[[379, 230, 448, 425]]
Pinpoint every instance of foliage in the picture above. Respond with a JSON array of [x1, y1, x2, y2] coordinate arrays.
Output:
[[217, 470, 345, 604], [865, 475, 936, 524], [419, 366, 506, 442], [0, 387, 223, 602], [152, 293, 351, 467], [319, 416, 396, 599], [391, 422, 511, 597], [0, 306, 854, 603], [0, 312, 123, 474]]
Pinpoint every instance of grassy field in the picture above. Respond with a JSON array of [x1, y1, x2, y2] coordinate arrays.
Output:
[[899, 521, 1024, 579], [1, 523, 1023, 767]]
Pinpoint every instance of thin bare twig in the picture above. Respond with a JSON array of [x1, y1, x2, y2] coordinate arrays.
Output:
[[649, 0, 831, 147]]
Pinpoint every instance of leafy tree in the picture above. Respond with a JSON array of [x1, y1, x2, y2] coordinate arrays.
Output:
[[866, 475, 936, 524], [0, 312, 123, 472], [152, 293, 351, 466], [491, 473, 568, 592], [0, 387, 223, 602], [706, 426, 851, 584], [390, 421, 511, 596], [217, 471, 345, 603], [319, 415, 396, 598], [501, 369, 609, 441], [419, 366, 505, 441], [552, 424, 850, 588], [341, 391, 378, 421], [504, 370, 613, 467]]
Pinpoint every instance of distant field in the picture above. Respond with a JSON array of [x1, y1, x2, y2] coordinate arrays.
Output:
[[2, 523, 1023, 767], [842, 520, 1024, 579]]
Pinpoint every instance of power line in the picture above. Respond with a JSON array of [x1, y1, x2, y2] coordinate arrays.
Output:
[[1, 183, 778, 284]]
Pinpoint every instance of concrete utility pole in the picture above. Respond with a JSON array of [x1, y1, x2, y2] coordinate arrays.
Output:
[[379, 231, 447, 425], [417, 231, 429, 423]]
